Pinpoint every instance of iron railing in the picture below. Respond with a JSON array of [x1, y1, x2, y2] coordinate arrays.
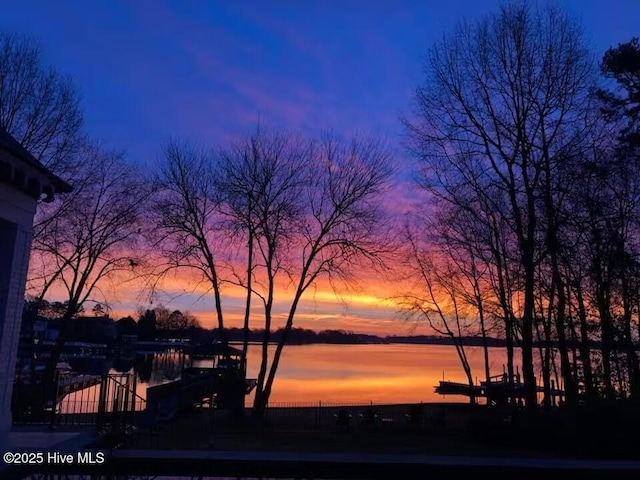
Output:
[[12, 372, 146, 433]]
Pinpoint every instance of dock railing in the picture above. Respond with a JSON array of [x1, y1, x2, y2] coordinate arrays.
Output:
[[96, 372, 146, 438], [12, 372, 146, 432]]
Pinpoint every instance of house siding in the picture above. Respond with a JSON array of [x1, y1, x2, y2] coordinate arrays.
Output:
[[0, 186, 36, 431]]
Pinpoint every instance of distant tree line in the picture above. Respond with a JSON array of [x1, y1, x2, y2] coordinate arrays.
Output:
[[24, 300, 515, 347], [210, 327, 384, 345]]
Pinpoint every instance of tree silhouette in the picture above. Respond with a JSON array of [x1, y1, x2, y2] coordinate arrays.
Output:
[[137, 309, 157, 342], [0, 33, 83, 175], [406, 2, 596, 407], [599, 37, 640, 145], [30, 144, 149, 390], [153, 128, 394, 415]]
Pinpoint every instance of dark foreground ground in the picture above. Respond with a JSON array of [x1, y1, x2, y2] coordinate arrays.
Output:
[[108, 402, 640, 478], [8, 402, 640, 479], [127, 409, 531, 457], [120, 401, 640, 459]]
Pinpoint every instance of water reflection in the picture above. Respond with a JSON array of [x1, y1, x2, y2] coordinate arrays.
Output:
[[91, 344, 519, 404], [243, 344, 518, 404], [134, 354, 152, 383]]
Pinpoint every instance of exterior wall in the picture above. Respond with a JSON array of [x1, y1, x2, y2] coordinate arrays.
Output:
[[0, 185, 37, 431]]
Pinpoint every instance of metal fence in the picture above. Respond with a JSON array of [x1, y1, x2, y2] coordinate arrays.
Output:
[[126, 400, 471, 450], [257, 401, 456, 431], [95, 373, 146, 437], [187, 400, 462, 434], [12, 372, 146, 432]]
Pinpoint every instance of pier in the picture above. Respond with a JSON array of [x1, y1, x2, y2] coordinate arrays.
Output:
[[144, 343, 257, 422], [435, 372, 565, 406], [12, 372, 104, 421], [54, 373, 102, 404]]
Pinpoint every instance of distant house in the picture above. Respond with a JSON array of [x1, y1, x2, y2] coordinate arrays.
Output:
[[16, 316, 60, 369], [69, 316, 117, 345], [0, 126, 71, 431]]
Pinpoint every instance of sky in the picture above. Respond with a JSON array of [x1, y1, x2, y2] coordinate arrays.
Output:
[[3, 0, 640, 334]]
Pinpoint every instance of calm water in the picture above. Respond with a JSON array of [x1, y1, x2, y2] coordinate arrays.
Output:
[[123, 344, 518, 404]]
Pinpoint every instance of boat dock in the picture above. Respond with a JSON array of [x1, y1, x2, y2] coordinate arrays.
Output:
[[144, 343, 257, 421], [46, 373, 104, 410], [435, 372, 565, 406], [56, 373, 102, 395]]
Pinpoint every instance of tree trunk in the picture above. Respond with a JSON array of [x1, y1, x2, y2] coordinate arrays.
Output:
[[522, 245, 538, 409], [621, 275, 640, 398], [253, 265, 277, 417], [252, 389, 268, 418], [240, 235, 254, 374], [491, 232, 515, 392], [535, 312, 552, 409], [576, 281, 595, 400], [478, 298, 491, 386], [260, 293, 304, 411], [596, 281, 615, 398], [551, 265, 577, 406], [505, 317, 515, 394]]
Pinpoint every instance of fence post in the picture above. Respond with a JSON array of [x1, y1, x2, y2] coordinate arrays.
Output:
[[123, 374, 131, 429], [113, 383, 122, 436], [96, 374, 108, 434], [48, 371, 59, 430], [132, 372, 138, 411]]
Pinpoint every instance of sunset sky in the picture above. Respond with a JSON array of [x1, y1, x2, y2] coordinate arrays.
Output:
[[3, 0, 639, 335]]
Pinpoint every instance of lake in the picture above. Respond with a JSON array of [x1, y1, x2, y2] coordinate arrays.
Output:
[[125, 343, 518, 404]]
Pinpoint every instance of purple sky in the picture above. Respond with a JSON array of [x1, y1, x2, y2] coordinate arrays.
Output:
[[3, 0, 639, 166], [3, 0, 640, 332]]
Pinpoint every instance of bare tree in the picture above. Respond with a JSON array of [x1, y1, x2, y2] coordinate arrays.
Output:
[[154, 128, 394, 415], [152, 140, 230, 348], [0, 33, 83, 176], [399, 226, 480, 403], [215, 129, 310, 378], [439, 206, 497, 387], [406, 2, 596, 408], [250, 132, 394, 414], [595, 37, 640, 398], [1, 32, 86, 315], [28, 144, 148, 386]]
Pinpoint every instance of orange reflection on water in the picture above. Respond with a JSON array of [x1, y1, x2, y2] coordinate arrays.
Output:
[[62, 344, 518, 413], [239, 344, 517, 404]]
